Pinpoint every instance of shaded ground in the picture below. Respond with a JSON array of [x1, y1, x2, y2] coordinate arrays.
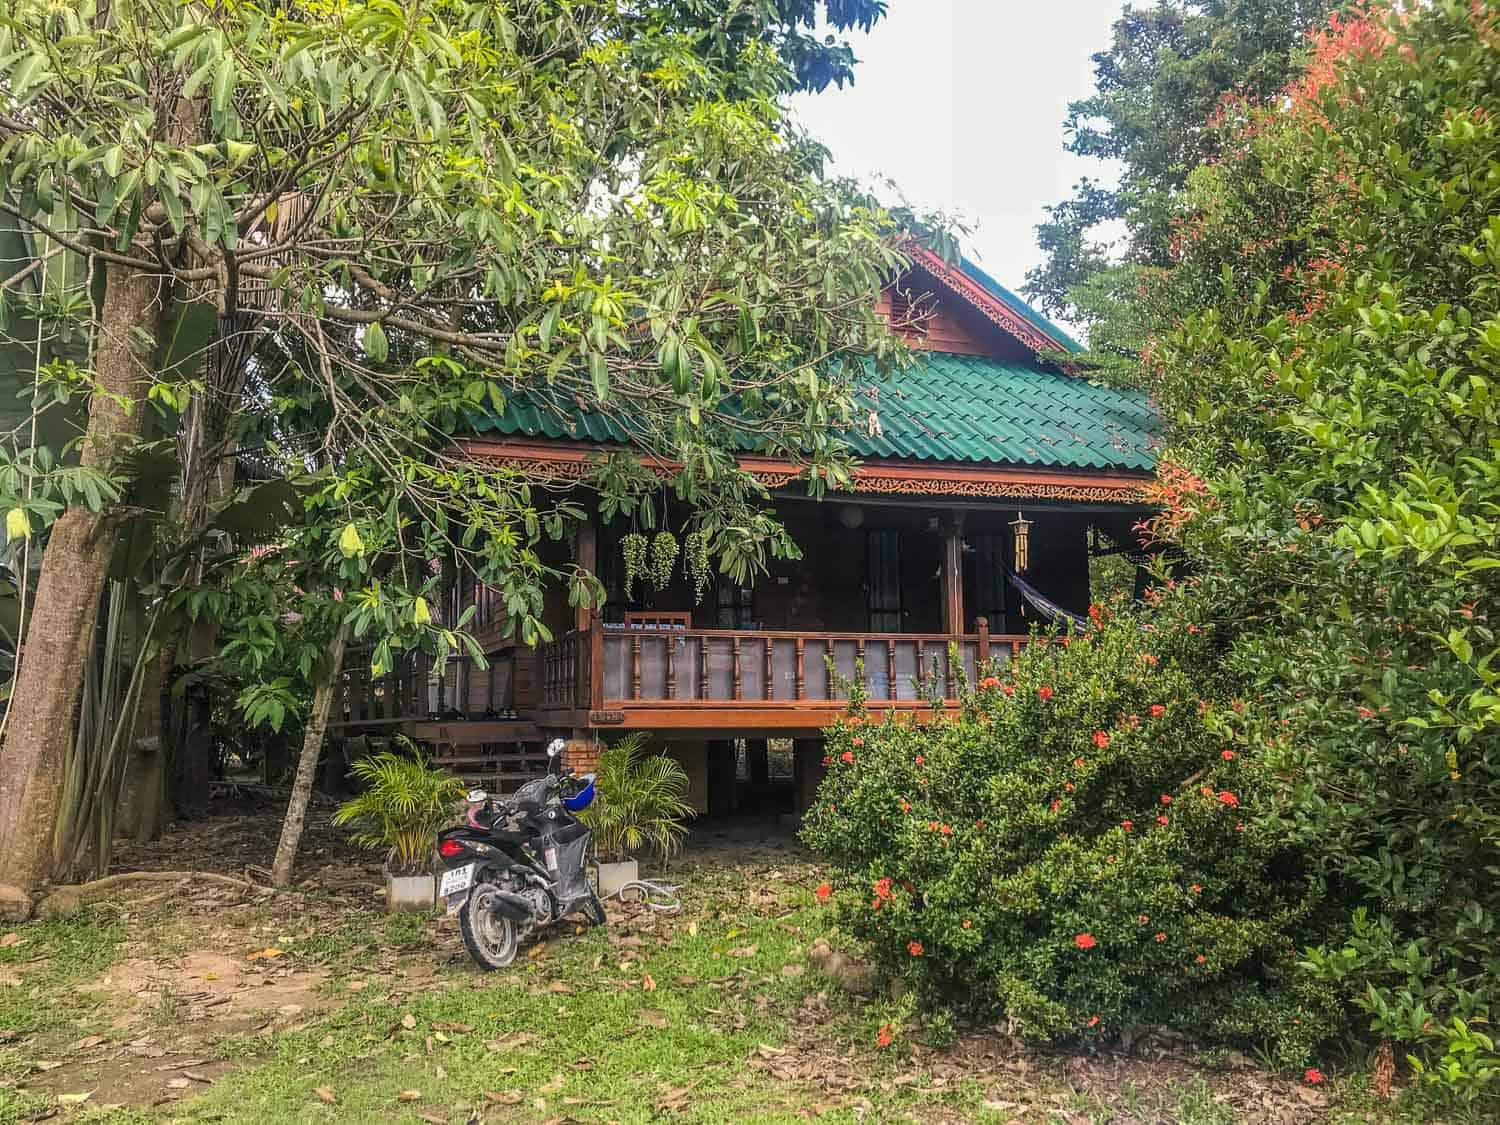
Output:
[[0, 802, 1400, 1123]]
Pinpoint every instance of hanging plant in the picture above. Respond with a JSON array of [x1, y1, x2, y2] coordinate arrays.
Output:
[[683, 529, 712, 605], [649, 530, 678, 591], [621, 532, 648, 599]]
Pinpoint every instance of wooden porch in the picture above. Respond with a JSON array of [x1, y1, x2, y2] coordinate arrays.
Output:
[[535, 617, 1025, 735]]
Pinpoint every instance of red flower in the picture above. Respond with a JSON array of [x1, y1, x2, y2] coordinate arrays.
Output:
[[1357, 706, 1377, 719], [815, 883, 831, 903], [1001, 683, 1014, 696], [914, 754, 925, 766], [1218, 790, 1239, 808], [871, 897, 883, 911], [1191, 884, 1203, 894], [907, 941, 924, 957], [1235, 822, 1245, 833], [1050, 799, 1062, 813], [1121, 820, 1133, 832], [962, 919, 972, 929], [899, 798, 911, 813], [877, 1024, 894, 1048], [1154, 932, 1167, 942], [873, 878, 893, 900], [1160, 794, 1173, 805], [975, 819, 985, 829], [1157, 815, 1169, 827], [979, 676, 1001, 690], [1086, 1014, 1100, 1028], [851, 737, 864, 748], [1138, 914, 1149, 924], [1092, 731, 1110, 749], [1064, 782, 1075, 793], [840, 750, 854, 764], [939, 824, 953, 836], [1038, 686, 1054, 702], [929, 820, 940, 832], [822, 756, 831, 767], [1149, 704, 1165, 718], [1195, 954, 1206, 964], [1074, 933, 1096, 951], [1074, 757, 1087, 768], [1221, 749, 1235, 761], [1304, 1068, 1324, 1085]]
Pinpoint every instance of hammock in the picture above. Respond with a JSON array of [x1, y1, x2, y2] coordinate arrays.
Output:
[[1004, 567, 1087, 632]]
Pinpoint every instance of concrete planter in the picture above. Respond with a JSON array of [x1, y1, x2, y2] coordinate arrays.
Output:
[[596, 858, 639, 899], [386, 873, 436, 914]]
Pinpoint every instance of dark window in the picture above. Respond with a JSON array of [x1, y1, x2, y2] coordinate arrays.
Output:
[[715, 579, 754, 628], [867, 529, 902, 632], [973, 534, 1009, 633]]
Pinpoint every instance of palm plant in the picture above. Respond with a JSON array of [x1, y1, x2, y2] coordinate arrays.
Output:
[[581, 733, 693, 864], [331, 742, 466, 874]]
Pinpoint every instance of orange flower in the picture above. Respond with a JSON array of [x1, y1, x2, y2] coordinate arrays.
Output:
[[1038, 686, 1054, 702], [877, 1024, 894, 1048], [1191, 884, 1202, 894], [929, 820, 940, 832], [1092, 731, 1110, 749], [815, 883, 831, 903], [1304, 1068, 1324, 1085], [1074, 757, 1086, 768], [840, 750, 854, 764], [1218, 790, 1239, 808], [1086, 1014, 1100, 1028], [1155, 932, 1167, 942], [1074, 933, 1096, 951], [939, 824, 953, 836], [1121, 820, 1133, 832], [1150, 704, 1165, 718], [914, 754, 925, 766], [1156, 815, 1169, 827], [1160, 794, 1172, 805], [1221, 749, 1235, 761], [1138, 914, 1149, 924], [1001, 683, 1014, 696], [1050, 799, 1062, 813], [907, 941, 924, 957], [1195, 954, 1206, 964], [899, 798, 911, 813], [962, 919, 972, 929], [851, 737, 865, 748]]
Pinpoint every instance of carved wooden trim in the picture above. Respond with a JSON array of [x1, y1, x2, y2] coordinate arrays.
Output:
[[456, 438, 1151, 504], [900, 243, 1077, 358]]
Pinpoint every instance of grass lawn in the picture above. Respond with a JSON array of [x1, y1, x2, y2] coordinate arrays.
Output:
[[0, 814, 1410, 1124]]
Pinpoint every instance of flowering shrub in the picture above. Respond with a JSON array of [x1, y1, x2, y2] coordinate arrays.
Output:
[[802, 604, 1338, 1064]]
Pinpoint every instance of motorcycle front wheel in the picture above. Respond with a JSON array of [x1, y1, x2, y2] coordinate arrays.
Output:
[[459, 883, 519, 970]]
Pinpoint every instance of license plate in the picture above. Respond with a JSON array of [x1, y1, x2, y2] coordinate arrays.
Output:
[[439, 863, 476, 897]]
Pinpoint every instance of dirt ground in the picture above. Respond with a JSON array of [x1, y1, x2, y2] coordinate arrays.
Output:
[[0, 797, 1380, 1123]]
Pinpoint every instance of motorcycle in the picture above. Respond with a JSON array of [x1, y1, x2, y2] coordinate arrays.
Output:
[[436, 739, 607, 969]]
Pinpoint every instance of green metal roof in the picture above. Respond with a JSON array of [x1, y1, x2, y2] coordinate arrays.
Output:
[[466, 350, 1157, 474], [960, 255, 1086, 355]]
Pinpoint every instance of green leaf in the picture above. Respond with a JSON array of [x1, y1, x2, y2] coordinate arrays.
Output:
[[363, 320, 388, 363]]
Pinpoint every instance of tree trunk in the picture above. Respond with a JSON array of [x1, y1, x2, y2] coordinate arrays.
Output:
[[116, 648, 173, 844], [270, 624, 350, 887], [0, 263, 165, 896]]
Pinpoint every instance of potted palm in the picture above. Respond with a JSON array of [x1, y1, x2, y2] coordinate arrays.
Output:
[[582, 733, 693, 896], [332, 742, 467, 912]]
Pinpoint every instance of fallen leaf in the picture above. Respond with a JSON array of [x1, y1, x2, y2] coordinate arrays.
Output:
[[56, 1092, 92, 1106], [314, 1087, 336, 1105], [432, 1022, 474, 1032], [419, 1115, 447, 1124], [485, 1090, 524, 1105], [640, 1009, 671, 1030], [346, 980, 367, 992], [397, 1089, 422, 1102], [729, 945, 758, 958], [401, 1013, 417, 1030], [687, 922, 698, 938], [547, 981, 572, 994], [486, 1031, 535, 1051], [32, 1060, 64, 1071], [781, 965, 805, 978], [73, 1035, 106, 1050], [165, 1078, 190, 1090], [245, 948, 284, 961], [538, 1073, 566, 1093], [0, 933, 22, 948], [183, 1070, 213, 1084], [641, 974, 657, 992], [317, 1035, 335, 1049]]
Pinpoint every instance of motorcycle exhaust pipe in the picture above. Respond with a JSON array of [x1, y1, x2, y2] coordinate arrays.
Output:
[[488, 892, 534, 921]]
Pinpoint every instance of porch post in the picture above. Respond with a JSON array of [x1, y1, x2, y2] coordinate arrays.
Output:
[[574, 517, 597, 634], [575, 517, 601, 712], [941, 513, 965, 634]]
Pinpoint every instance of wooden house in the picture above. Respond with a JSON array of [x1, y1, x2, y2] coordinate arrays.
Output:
[[331, 248, 1157, 815]]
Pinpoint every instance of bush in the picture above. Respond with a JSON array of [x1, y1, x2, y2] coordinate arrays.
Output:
[[581, 733, 693, 863], [332, 742, 467, 873], [801, 602, 1340, 1065]]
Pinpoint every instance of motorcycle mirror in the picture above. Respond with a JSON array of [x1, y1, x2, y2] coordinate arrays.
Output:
[[545, 738, 565, 758], [466, 789, 487, 804]]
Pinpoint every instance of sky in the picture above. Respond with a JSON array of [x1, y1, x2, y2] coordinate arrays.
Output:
[[789, 0, 1126, 307]]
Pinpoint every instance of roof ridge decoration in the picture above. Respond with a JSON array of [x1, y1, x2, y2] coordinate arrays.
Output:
[[900, 242, 1083, 359]]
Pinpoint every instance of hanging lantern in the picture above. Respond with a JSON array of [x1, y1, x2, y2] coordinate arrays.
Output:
[[1010, 511, 1033, 575]]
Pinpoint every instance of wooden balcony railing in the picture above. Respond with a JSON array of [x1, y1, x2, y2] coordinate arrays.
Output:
[[600, 620, 1024, 705]]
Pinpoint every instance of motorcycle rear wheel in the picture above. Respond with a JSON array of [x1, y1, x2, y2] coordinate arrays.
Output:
[[459, 883, 519, 970]]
